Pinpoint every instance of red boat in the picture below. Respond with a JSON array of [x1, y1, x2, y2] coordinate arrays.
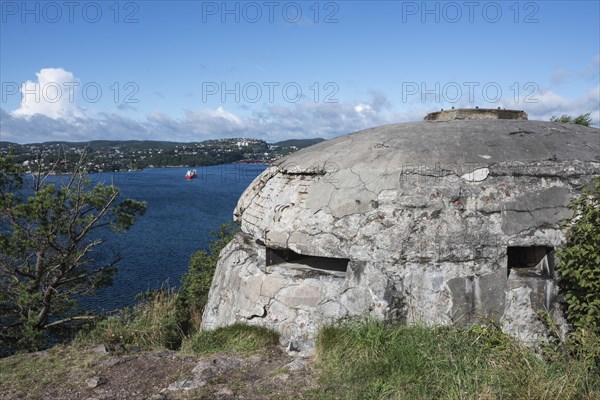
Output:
[[185, 169, 198, 179]]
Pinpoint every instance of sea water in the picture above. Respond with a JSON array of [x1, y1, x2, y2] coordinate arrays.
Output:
[[76, 164, 267, 312]]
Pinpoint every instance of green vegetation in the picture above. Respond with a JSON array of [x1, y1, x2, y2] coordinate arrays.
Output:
[[76, 223, 239, 351], [1, 137, 324, 173], [77, 288, 182, 350], [75, 221, 279, 358], [547, 177, 600, 377], [2, 149, 599, 399], [311, 320, 600, 400], [4, 320, 599, 399], [550, 112, 593, 126], [0, 151, 146, 353], [0, 345, 97, 399], [556, 177, 600, 334], [181, 324, 279, 355]]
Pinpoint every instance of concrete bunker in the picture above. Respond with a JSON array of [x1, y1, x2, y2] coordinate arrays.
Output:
[[201, 108, 600, 353]]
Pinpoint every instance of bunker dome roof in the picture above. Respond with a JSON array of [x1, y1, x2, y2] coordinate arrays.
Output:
[[272, 111, 599, 174], [235, 109, 599, 230]]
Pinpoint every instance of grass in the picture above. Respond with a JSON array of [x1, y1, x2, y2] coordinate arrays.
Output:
[[71, 289, 600, 400], [18, 270, 598, 400], [76, 287, 183, 351], [0, 345, 97, 399], [3, 318, 599, 400], [75, 285, 279, 357], [181, 323, 280, 355], [310, 320, 600, 400]]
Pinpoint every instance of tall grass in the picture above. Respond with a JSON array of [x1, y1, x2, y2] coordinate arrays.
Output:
[[77, 287, 183, 350], [312, 320, 600, 400], [76, 289, 279, 356]]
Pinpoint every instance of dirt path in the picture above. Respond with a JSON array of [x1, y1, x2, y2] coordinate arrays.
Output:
[[0, 344, 320, 400]]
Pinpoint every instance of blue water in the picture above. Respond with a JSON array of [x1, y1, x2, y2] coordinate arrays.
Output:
[[77, 164, 267, 312]]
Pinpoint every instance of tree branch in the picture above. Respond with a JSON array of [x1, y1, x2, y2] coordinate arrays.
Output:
[[43, 315, 96, 329]]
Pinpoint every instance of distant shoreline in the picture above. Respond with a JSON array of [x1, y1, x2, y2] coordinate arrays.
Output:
[[25, 162, 270, 177]]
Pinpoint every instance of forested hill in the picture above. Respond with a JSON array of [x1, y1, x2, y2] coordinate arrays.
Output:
[[0, 137, 325, 173]]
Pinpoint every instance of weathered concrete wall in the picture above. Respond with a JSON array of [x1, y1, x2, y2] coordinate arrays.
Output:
[[201, 118, 599, 353]]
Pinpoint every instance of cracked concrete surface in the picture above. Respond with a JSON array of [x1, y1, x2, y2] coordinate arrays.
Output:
[[202, 117, 599, 353]]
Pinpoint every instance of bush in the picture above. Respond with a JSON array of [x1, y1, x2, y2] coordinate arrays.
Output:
[[550, 112, 593, 126], [556, 177, 600, 334]]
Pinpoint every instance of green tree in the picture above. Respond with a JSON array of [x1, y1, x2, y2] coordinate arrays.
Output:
[[550, 112, 593, 126], [556, 177, 600, 334], [0, 151, 146, 352]]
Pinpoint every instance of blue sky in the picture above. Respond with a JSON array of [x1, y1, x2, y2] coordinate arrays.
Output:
[[1, 0, 599, 143]]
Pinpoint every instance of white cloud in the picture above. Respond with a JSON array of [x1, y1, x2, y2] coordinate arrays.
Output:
[[354, 103, 372, 113], [523, 85, 600, 124], [2, 70, 597, 144], [1, 91, 401, 143], [11, 68, 85, 120]]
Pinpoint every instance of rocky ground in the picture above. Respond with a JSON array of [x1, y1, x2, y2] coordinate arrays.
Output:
[[0, 344, 319, 400]]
